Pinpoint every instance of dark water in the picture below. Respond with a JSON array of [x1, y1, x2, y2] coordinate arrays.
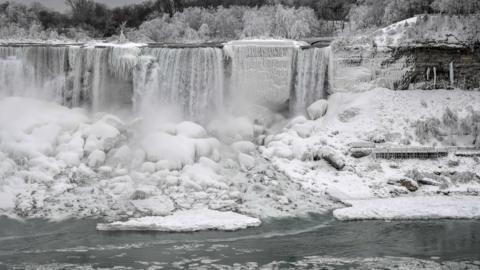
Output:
[[0, 213, 480, 269]]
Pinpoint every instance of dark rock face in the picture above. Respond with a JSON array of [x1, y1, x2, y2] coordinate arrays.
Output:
[[389, 46, 480, 90], [332, 44, 480, 91]]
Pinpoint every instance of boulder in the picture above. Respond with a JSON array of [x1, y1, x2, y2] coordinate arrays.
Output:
[[231, 141, 256, 154], [350, 148, 372, 158], [398, 178, 419, 192], [176, 121, 207, 138], [321, 148, 345, 170], [238, 153, 255, 171], [87, 150, 106, 167], [306, 99, 328, 120]]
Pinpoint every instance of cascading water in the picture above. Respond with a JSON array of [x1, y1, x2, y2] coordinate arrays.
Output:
[[292, 47, 332, 114], [133, 47, 224, 121], [0, 46, 67, 103], [68, 46, 135, 111], [0, 41, 334, 120], [224, 40, 303, 111]]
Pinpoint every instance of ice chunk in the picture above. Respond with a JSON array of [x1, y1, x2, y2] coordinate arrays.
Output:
[[96, 209, 261, 231], [333, 196, 480, 220], [141, 132, 195, 166], [176, 121, 207, 138], [307, 99, 328, 120]]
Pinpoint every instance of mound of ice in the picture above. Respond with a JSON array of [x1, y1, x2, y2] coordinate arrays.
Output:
[[96, 209, 261, 231], [141, 132, 196, 166], [333, 196, 480, 220]]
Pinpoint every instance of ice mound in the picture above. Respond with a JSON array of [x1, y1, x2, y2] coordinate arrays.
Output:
[[334, 196, 480, 220], [96, 209, 261, 231]]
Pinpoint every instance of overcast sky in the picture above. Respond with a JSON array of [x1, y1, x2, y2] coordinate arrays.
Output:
[[2, 0, 146, 11]]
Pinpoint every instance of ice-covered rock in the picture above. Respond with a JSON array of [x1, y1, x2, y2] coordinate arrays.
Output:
[[96, 209, 261, 231], [350, 148, 372, 158], [208, 116, 254, 143], [321, 148, 345, 170], [141, 132, 195, 167], [130, 195, 175, 216], [238, 153, 255, 171], [87, 150, 106, 167], [176, 121, 207, 138], [141, 162, 156, 173], [231, 141, 256, 154], [307, 99, 328, 120], [182, 163, 227, 190]]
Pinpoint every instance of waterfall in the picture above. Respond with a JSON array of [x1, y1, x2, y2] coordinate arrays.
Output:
[[0, 41, 334, 120], [225, 40, 301, 110], [292, 47, 331, 114], [0, 46, 67, 102], [133, 48, 224, 121], [69, 47, 134, 111]]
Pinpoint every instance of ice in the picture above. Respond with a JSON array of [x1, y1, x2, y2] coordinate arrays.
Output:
[[96, 209, 261, 231], [334, 196, 480, 220], [141, 132, 196, 166], [306, 99, 328, 120]]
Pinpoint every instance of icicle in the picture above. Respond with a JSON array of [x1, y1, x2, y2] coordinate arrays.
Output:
[[426, 67, 430, 81], [433, 67, 437, 89], [449, 61, 454, 88]]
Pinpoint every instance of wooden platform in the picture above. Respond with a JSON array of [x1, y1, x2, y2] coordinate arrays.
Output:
[[370, 146, 480, 159]]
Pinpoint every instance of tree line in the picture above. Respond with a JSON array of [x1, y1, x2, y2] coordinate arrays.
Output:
[[0, 0, 478, 41]]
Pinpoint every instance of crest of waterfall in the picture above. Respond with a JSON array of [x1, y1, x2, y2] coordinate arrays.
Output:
[[225, 41, 298, 110], [292, 47, 331, 114], [0, 46, 67, 103], [108, 47, 140, 80], [133, 48, 224, 121]]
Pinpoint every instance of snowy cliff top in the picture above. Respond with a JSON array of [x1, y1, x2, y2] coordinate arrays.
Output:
[[334, 14, 479, 51]]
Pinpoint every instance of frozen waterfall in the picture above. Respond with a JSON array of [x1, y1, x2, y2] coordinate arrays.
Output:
[[0, 41, 334, 120], [224, 40, 304, 110], [0, 46, 68, 103], [133, 48, 224, 121], [292, 47, 332, 114]]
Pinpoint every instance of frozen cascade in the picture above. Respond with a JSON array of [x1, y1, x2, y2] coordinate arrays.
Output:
[[0, 41, 334, 118], [69, 47, 134, 111], [292, 47, 332, 114], [133, 47, 224, 121], [225, 40, 303, 110], [0, 46, 68, 102]]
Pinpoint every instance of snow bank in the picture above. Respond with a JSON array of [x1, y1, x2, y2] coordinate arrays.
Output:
[[96, 209, 261, 231], [334, 196, 480, 220]]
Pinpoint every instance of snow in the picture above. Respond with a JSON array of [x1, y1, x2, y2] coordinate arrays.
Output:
[[334, 196, 480, 220], [96, 209, 261, 231], [306, 99, 328, 120], [141, 132, 196, 166], [223, 39, 308, 48]]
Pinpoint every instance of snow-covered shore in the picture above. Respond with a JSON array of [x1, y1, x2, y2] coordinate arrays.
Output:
[[334, 196, 480, 221]]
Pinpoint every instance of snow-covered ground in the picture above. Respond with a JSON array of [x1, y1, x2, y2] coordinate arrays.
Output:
[[334, 196, 480, 220], [0, 86, 479, 226]]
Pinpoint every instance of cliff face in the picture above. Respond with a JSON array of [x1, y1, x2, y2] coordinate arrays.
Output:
[[331, 15, 480, 92]]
